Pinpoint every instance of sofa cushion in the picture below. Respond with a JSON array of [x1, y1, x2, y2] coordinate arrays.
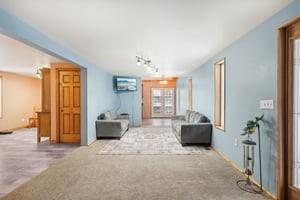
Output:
[[104, 111, 111, 120], [193, 112, 201, 123], [185, 111, 210, 123], [104, 111, 115, 120], [97, 113, 106, 120], [111, 112, 117, 120], [199, 114, 210, 123], [185, 110, 191, 122], [104, 111, 118, 120], [120, 119, 129, 132], [172, 119, 184, 129], [188, 111, 197, 123], [191, 113, 210, 123]]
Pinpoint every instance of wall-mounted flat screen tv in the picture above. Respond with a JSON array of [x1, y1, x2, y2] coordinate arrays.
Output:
[[115, 77, 137, 92]]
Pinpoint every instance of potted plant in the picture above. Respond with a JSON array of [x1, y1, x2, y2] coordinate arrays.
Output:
[[241, 114, 264, 140], [238, 114, 264, 193]]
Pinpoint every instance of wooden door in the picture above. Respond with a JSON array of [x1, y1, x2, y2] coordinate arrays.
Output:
[[151, 88, 175, 118], [142, 80, 177, 119], [278, 18, 300, 200], [163, 88, 175, 117], [59, 69, 81, 143], [151, 88, 164, 118], [286, 20, 300, 200]]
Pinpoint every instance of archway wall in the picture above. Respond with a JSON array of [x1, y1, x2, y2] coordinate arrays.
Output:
[[0, 8, 117, 145]]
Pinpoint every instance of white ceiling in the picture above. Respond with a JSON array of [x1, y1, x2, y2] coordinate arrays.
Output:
[[0, 34, 61, 77], [0, 0, 292, 77]]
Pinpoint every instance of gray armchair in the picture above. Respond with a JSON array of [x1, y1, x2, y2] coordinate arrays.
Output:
[[96, 111, 129, 139], [171, 110, 212, 146]]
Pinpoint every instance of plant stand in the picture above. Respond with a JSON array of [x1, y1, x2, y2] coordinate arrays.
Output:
[[236, 138, 263, 194]]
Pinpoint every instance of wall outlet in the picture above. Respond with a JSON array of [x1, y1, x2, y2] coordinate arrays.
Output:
[[234, 138, 238, 147], [260, 100, 274, 110]]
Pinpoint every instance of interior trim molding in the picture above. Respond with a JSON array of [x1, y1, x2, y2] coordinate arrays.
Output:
[[212, 147, 276, 199], [277, 15, 300, 200], [4, 125, 27, 132]]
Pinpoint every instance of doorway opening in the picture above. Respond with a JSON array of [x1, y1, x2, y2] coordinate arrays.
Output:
[[142, 78, 177, 119], [0, 33, 81, 197], [151, 88, 175, 118]]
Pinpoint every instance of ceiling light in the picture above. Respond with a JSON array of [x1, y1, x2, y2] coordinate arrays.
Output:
[[160, 80, 168, 85], [136, 55, 158, 73], [160, 75, 168, 84]]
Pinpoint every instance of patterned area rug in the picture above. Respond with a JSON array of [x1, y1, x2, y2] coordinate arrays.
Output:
[[97, 127, 209, 155]]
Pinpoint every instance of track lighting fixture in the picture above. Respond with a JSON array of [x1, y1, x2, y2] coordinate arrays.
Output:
[[137, 58, 141, 66], [136, 55, 158, 73]]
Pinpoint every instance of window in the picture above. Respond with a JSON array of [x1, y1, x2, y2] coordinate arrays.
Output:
[[214, 59, 225, 130], [188, 78, 192, 110], [176, 88, 180, 113], [0, 76, 2, 118], [151, 88, 175, 118]]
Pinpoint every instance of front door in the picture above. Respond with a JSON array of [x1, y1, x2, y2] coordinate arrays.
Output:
[[151, 88, 175, 118], [286, 20, 300, 200], [288, 23, 300, 200], [59, 69, 81, 143]]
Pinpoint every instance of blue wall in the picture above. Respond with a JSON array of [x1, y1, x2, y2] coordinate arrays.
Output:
[[116, 78, 142, 126], [87, 68, 117, 144], [177, 1, 300, 195], [177, 77, 189, 114], [0, 8, 117, 145]]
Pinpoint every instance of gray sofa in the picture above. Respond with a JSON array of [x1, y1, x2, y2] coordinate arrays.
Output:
[[96, 111, 129, 139], [171, 110, 212, 146]]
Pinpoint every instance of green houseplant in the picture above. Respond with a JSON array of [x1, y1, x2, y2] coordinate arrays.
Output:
[[241, 114, 264, 139]]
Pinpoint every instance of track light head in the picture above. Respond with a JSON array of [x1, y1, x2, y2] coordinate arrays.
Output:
[[144, 61, 148, 67], [136, 55, 158, 73]]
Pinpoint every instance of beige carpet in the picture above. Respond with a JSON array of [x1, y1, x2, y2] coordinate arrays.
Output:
[[98, 127, 209, 155], [1, 138, 271, 200]]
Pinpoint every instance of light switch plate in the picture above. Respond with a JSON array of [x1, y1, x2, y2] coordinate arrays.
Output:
[[234, 138, 238, 147], [260, 100, 274, 110]]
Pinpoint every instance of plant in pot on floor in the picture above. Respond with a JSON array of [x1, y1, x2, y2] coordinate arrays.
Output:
[[237, 114, 264, 193]]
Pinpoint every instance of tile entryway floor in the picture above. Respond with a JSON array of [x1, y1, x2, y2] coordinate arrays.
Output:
[[0, 128, 78, 197]]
